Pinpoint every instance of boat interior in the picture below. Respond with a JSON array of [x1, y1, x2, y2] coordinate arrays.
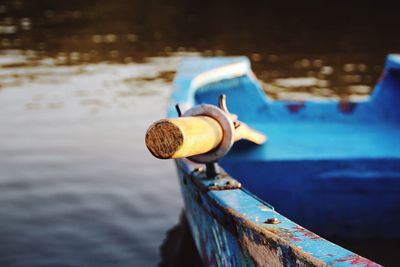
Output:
[[191, 64, 400, 240]]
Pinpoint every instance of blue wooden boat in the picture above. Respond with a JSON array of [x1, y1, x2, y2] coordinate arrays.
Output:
[[160, 55, 400, 266]]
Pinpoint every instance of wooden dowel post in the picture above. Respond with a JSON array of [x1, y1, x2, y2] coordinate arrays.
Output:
[[145, 116, 223, 159]]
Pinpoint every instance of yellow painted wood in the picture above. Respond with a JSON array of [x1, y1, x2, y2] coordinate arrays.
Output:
[[145, 116, 267, 159], [145, 116, 223, 159]]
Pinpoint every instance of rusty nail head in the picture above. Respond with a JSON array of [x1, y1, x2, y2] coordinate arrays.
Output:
[[264, 218, 280, 224]]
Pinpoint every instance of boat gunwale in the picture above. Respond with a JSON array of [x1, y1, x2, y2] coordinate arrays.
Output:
[[175, 158, 380, 266]]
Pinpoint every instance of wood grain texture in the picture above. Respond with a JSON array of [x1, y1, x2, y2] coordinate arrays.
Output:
[[146, 119, 184, 159], [145, 116, 223, 159]]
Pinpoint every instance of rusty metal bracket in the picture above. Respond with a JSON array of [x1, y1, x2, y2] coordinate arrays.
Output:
[[191, 167, 242, 191]]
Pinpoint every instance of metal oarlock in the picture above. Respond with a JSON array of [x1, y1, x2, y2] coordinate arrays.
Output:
[[146, 94, 266, 178], [174, 95, 237, 177], [183, 96, 235, 164], [182, 95, 245, 178]]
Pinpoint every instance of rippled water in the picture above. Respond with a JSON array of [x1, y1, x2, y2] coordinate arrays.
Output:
[[0, 1, 399, 266], [0, 54, 185, 266]]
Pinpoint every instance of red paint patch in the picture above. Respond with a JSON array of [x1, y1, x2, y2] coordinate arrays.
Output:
[[278, 231, 302, 242], [336, 255, 381, 267], [270, 228, 302, 242], [287, 235, 302, 242], [286, 102, 305, 113], [293, 226, 320, 240], [294, 226, 305, 231], [339, 101, 357, 113], [303, 232, 320, 240]]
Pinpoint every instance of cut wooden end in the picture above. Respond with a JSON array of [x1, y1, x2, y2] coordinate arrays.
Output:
[[145, 116, 223, 159], [145, 120, 184, 159]]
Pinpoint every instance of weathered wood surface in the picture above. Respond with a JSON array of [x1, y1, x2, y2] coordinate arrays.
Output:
[[146, 116, 223, 159], [145, 115, 266, 159]]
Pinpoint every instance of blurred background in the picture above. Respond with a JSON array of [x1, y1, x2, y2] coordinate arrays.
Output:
[[0, 0, 398, 266]]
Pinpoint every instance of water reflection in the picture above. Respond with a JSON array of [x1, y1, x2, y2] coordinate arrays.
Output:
[[1, 0, 396, 95], [0, 53, 185, 266], [0, 0, 399, 266]]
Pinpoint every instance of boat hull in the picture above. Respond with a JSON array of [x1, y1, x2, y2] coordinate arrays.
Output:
[[175, 160, 380, 267]]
